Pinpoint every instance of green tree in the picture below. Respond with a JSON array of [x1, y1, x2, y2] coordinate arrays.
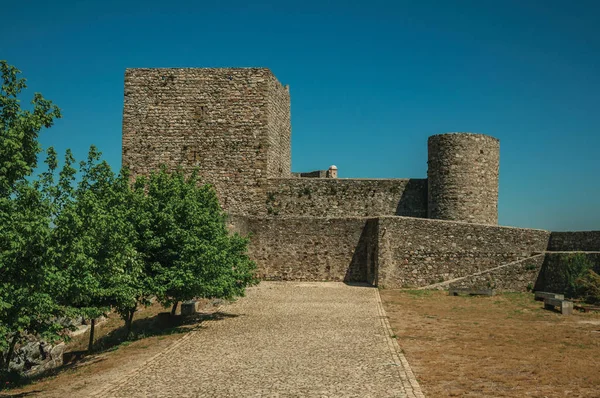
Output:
[[51, 147, 147, 345], [134, 167, 258, 315], [0, 61, 60, 196], [83, 158, 149, 340], [46, 147, 106, 351], [1, 60, 258, 372], [0, 179, 69, 371], [0, 62, 63, 372]]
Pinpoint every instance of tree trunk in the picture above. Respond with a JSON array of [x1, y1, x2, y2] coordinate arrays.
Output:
[[125, 308, 136, 339], [87, 318, 96, 352], [170, 301, 179, 316], [4, 333, 19, 371]]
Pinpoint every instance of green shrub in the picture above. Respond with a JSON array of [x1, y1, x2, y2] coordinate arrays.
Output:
[[561, 253, 594, 299], [575, 269, 600, 305]]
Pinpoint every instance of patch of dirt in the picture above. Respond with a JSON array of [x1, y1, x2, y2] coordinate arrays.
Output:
[[380, 290, 600, 398], [1, 300, 222, 397], [578, 320, 600, 325]]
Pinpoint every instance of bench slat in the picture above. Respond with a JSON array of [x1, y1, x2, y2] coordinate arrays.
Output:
[[535, 291, 564, 301]]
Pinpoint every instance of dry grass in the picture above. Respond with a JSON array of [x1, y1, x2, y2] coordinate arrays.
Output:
[[1, 299, 219, 397], [380, 289, 600, 397]]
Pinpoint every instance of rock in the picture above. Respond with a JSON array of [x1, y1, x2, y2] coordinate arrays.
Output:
[[8, 339, 65, 376], [181, 300, 199, 316]]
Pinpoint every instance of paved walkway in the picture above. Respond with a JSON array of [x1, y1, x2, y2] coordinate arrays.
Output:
[[93, 282, 424, 397]]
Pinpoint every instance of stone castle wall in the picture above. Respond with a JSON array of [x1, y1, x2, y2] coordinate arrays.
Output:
[[122, 68, 288, 215], [292, 170, 328, 178], [122, 69, 502, 224], [548, 231, 600, 251], [263, 178, 427, 217], [228, 215, 550, 289], [266, 79, 291, 178], [232, 216, 375, 282], [448, 255, 546, 292], [375, 217, 549, 288], [427, 133, 499, 225], [123, 67, 597, 292]]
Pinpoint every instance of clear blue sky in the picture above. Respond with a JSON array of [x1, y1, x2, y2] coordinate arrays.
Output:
[[2, 0, 598, 231]]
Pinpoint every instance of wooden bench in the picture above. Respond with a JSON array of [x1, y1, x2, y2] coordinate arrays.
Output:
[[448, 288, 495, 297], [534, 291, 564, 301], [544, 297, 573, 315]]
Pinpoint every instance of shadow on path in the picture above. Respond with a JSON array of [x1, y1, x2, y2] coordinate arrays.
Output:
[[0, 310, 238, 395]]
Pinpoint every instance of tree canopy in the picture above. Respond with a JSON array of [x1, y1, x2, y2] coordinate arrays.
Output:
[[0, 60, 257, 376], [0, 61, 61, 196], [0, 62, 64, 371], [134, 167, 257, 314]]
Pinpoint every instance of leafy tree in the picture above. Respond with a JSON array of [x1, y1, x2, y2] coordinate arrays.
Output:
[[0, 61, 63, 371], [1, 60, 258, 371], [84, 160, 149, 339], [44, 147, 105, 351], [134, 167, 258, 315], [50, 147, 147, 345], [0, 61, 61, 196], [0, 179, 68, 371]]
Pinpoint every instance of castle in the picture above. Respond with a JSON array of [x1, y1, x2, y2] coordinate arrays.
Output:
[[122, 68, 599, 291]]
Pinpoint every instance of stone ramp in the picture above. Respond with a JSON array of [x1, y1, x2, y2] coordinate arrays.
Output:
[[92, 282, 423, 397], [418, 254, 546, 291]]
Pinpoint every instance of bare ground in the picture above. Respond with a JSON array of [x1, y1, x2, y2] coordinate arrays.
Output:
[[1, 299, 220, 397], [380, 289, 600, 398]]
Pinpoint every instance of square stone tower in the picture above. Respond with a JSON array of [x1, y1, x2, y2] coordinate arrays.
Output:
[[122, 68, 291, 214]]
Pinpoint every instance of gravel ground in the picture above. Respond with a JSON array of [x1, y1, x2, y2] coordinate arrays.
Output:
[[92, 282, 423, 398]]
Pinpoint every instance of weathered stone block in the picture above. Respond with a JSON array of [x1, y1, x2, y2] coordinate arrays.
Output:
[[544, 298, 573, 315], [181, 300, 199, 316]]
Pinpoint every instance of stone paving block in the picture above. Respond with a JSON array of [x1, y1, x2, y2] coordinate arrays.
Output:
[[93, 282, 424, 397]]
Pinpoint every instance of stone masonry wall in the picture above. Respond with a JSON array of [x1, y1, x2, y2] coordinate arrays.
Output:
[[122, 68, 288, 215], [266, 79, 291, 178], [292, 170, 328, 178], [264, 178, 428, 217], [448, 255, 546, 292], [548, 231, 600, 251], [234, 216, 375, 282], [228, 214, 552, 289], [428, 133, 499, 225], [376, 216, 550, 288]]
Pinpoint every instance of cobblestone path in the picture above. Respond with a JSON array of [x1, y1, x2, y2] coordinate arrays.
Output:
[[93, 282, 424, 397]]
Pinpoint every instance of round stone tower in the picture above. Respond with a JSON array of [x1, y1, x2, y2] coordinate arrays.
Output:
[[427, 133, 499, 225]]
